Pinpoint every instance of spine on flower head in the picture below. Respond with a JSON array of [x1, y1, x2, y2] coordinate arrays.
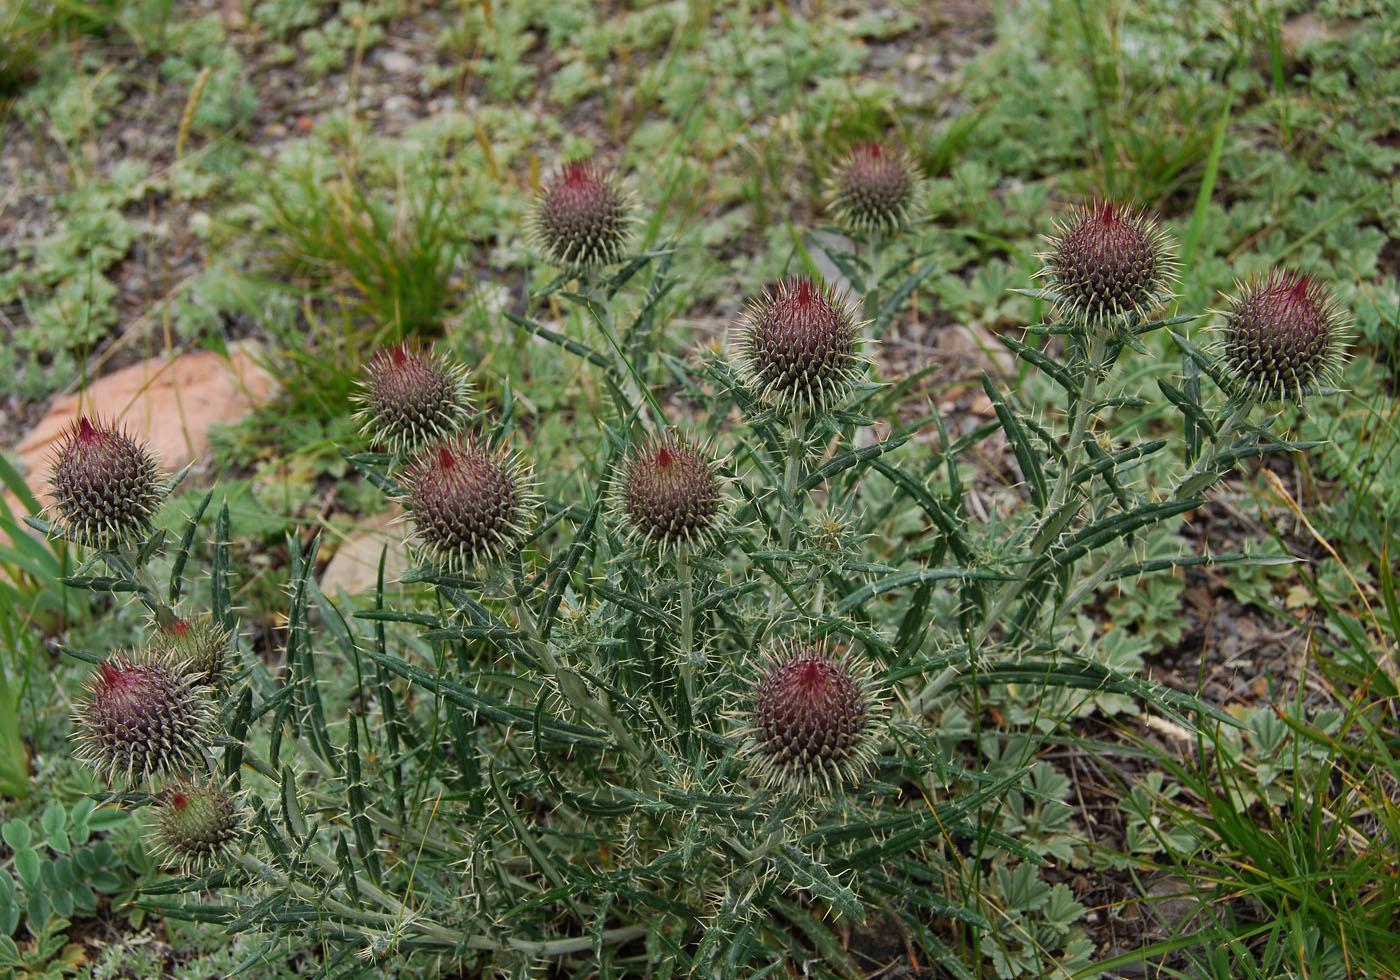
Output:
[[1218, 269, 1348, 404], [150, 614, 233, 687], [402, 436, 538, 572], [827, 140, 918, 237], [45, 416, 165, 550], [733, 276, 867, 418], [529, 159, 634, 272], [354, 343, 473, 454], [741, 640, 880, 795], [1038, 200, 1177, 329], [73, 651, 216, 787], [616, 434, 727, 557]]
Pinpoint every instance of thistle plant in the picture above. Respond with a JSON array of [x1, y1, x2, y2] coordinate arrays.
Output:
[[528, 158, 634, 273], [42, 184, 1356, 980], [826, 140, 918, 238]]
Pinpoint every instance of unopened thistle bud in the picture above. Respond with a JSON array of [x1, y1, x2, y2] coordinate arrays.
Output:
[[827, 141, 918, 236], [403, 438, 536, 572], [529, 160, 634, 272], [1218, 269, 1348, 403], [150, 777, 240, 872], [743, 641, 879, 794], [355, 343, 472, 454], [617, 435, 726, 555], [734, 277, 866, 416], [1038, 200, 1177, 328], [73, 653, 215, 787], [150, 615, 233, 687], [45, 417, 164, 549]]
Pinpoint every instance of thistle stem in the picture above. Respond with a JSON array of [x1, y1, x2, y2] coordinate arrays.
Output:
[[677, 548, 697, 709], [1173, 398, 1254, 498], [508, 594, 644, 759], [863, 233, 883, 334], [770, 414, 807, 616]]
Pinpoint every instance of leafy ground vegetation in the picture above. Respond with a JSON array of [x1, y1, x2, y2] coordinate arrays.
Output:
[[2, 0, 1399, 978]]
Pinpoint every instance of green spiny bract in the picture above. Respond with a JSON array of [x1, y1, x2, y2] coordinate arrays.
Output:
[[403, 437, 537, 572], [45, 416, 165, 550], [73, 653, 216, 787], [149, 776, 241, 873], [734, 277, 866, 418], [617, 435, 726, 556], [150, 614, 233, 687], [1038, 200, 1177, 329], [826, 141, 918, 236], [1218, 269, 1348, 404], [354, 343, 473, 454], [529, 159, 634, 272], [743, 641, 878, 795]]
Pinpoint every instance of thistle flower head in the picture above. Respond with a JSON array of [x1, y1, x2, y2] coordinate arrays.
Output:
[[827, 141, 918, 236], [529, 159, 634, 272], [1218, 269, 1348, 404], [150, 615, 233, 687], [355, 343, 473, 454], [403, 437, 537, 572], [743, 641, 879, 794], [73, 653, 215, 787], [150, 777, 240, 872], [45, 416, 164, 550], [616, 435, 726, 556], [733, 277, 866, 417], [1038, 200, 1177, 328]]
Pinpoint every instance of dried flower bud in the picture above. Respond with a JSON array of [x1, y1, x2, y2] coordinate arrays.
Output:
[[150, 615, 233, 687], [529, 160, 633, 271], [827, 141, 918, 236], [46, 417, 164, 549], [355, 343, 473, 454], [744, 641, 878, 794], [618, 435, 726, 555], [403, 438, 536, 571], [1038, 200, 1177, 327], [150, 777, 240, 872], [734, 277, 866, 416], [1219, 269, 1348, 403], [73, 653, 215, 787]]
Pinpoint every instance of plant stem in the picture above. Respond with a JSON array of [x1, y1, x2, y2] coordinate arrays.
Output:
[[583, 279, 656, 435], [1173, 398, 1254, 498], [507, 595, 645, 759], [677, 547, 697, 708], [770, 414, 807, 616], [863, 233, 883, 333]]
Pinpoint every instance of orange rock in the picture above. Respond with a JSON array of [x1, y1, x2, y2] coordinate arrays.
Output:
[[6, 346, 275, 524]]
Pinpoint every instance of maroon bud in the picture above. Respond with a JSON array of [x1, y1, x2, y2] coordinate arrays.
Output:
[[403, 437, 536, 571], [734, 277, 866, 416], [529, 160, 634, 271], [1219, 269, 1347, 403], [745, 641, 878, 793], [73, 654, 215, 787], [827, 141, 918, 236], [151, 615, 233, 687], [46, 416, 164, 549], [618, 435, 725, 555], [355, 343, 473, 454], [1039, 200, 1177, 327]]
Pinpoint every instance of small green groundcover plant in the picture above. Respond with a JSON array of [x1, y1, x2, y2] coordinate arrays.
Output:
[[22, 147, 1350, 977]]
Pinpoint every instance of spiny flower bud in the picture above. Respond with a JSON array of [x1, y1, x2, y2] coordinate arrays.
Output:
[[150, 615, 233, 687], [150, 777, 240, 872], [45, 417, 164, 550], [617, 435, 726, 555], [73, 653, 215, 787], [1219, 269, 1347, 403], [403, 437, 536, 572], [744, 641, 878, 794], [1038, 200, 1177, 328], [529, 160, 633, 272], [734, 277, 866, 416], [355, 343, 473, 454], [827, 141, 918, 236]]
